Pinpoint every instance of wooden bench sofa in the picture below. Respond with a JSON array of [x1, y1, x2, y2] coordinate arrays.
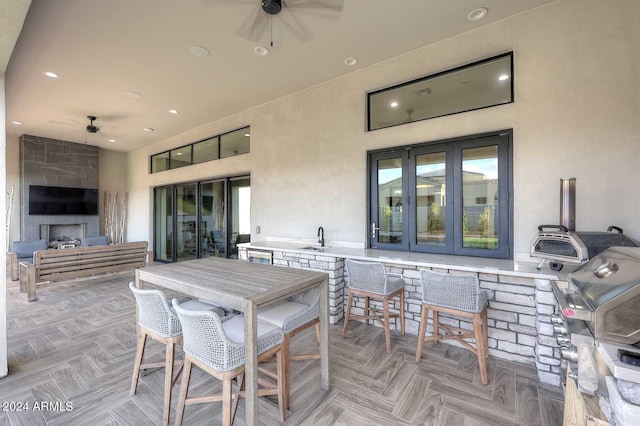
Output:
[[19, 241, 152, 302]]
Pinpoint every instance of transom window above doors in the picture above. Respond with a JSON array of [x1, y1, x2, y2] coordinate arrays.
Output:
[[369, 130, 513, 259], [150, 126, 250, 173]]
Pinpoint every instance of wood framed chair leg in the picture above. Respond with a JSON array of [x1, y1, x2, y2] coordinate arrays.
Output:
[[130, 331, 148, 395], [473, 313, 488, 385], [342, 290, 353, 336], [399, 290, 405, 335], [482, 307, 489, 357], [162, 339, 176, 426], [283, 333, 291, 411], [175, 358, 192, 426], [222, 373, 233, 426], [276, 348, 287, 422], [415, 305, 428, 362], [433, 310, 439, 344], [383, 296, 391, 353], [364, 295, 370, 325]]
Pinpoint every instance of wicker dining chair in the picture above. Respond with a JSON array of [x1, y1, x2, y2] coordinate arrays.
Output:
[[257, 287, 320, 410], [415, 269, 490, 385], [172, 299, 287, 426], [128, 282, 224, 426], [343, 259, 405, 353]]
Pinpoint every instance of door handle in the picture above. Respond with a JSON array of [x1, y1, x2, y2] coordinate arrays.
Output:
[[371, 222, 380, 239]]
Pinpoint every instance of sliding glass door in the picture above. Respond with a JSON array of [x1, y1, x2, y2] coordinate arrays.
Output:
[[200, 180, 226, 258], [153, 176, 250, 262]]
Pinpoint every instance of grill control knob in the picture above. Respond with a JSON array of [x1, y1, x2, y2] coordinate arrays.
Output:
[[556, 335, 571, 346], [561, 346, 579, 363], [550, 314, 564, 325], [553, 325, 568, 335], [568, 370, 578, 380]]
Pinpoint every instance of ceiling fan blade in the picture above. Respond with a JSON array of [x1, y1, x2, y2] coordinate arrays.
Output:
[[284, 0, 344, 14], [50, 119, 85, 128], [98, 128, 127, 138], [235, 5, 270, 42], [201, 0, 255, 8], [279, 9, 314, 43]]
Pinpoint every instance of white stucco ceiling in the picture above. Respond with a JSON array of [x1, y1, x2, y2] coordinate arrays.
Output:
[[3, 0, 557, 152]]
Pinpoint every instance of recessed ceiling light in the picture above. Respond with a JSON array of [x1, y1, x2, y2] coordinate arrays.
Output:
[[109, 139, 116, 143], [169, 109, 179, 114], [498, 74, 510, 81], [189, 45, 211, 58], [390, 101, 399, 108], [467, 7, 488, 21], [10, 121, 22, 125], [176, 152, 183, 156], [344, 57, 358, 66], [126, 91, 143, 99], [144, 127, 154, 132], [254, 46, 270, 56], [43, 71, 59, 78], [244, 133, 250, 137]]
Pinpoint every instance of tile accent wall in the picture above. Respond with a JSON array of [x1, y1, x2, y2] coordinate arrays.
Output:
[[19, 135, 100, 241], [239, 246, 563, 387]]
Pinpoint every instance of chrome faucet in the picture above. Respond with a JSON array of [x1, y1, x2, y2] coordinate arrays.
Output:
[[317, 226, 324, 247]]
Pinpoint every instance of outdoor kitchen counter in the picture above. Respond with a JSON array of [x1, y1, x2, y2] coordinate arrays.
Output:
[[239, 240, 568, 387], [239, 241, 563, 280]]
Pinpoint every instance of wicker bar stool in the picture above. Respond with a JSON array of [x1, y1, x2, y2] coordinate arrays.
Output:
[[257, 287, 320, 410], [172, 299, 287, 426], [415, 269, 490, 385], [128, 282, 224, 426], [343, 259, 405, 353]]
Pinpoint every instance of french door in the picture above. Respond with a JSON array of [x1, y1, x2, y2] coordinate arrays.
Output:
[[369, 132, 512, 258]]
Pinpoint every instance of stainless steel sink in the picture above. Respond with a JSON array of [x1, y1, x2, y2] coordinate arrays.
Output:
[[301, 246, 330, 252]]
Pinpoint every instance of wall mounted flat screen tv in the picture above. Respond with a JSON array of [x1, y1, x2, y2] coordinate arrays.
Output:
[[29, 185, 99, 215]]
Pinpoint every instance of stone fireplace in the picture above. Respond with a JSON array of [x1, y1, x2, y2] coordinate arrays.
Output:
[[19, 135, 100, 241], [40, 224, 87, 247]]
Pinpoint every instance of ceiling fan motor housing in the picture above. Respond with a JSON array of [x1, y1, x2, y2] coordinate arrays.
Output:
[[262, 0, 282, 15]]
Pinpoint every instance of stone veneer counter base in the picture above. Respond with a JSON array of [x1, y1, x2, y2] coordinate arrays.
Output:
[[238, 241, 566, 388]]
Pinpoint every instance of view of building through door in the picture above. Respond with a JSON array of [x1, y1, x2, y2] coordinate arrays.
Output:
[[153, 176, 250, 262]]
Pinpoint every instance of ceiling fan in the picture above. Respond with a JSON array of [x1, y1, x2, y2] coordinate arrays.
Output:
[[205, 0, 344, 45], [51, 115, 125, 143]]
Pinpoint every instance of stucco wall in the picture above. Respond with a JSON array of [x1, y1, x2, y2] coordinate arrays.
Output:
[[98, 148, 128, 235], [1, 74, 8, 377], [124, 0, 640, 261]]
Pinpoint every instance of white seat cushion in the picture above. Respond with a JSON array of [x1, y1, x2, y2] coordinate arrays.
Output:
[[172, 299, 224, 317], [222, 315, 280, 344], [257, 301, 308, 328]]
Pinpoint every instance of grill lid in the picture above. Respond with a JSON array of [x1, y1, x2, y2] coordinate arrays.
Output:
[[569, 246, 640, 310]]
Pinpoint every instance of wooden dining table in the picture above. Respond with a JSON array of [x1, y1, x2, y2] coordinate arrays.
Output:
[[134, 256, 330, 425]]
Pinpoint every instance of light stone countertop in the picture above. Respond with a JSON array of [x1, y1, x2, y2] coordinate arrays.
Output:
[[239, 241, 569, 280]]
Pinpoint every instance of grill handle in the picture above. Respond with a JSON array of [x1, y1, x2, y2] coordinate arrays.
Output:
[[538, 224, 570, 233], [606, 225, 623, 234]]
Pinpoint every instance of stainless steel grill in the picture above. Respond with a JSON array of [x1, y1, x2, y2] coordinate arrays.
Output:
[[551, 247, 640, 395]]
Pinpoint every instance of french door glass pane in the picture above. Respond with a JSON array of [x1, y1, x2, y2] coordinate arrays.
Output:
[[154, 187, 172, 262], [176, 184, 198, 261], [229, 178, 251, 259], [377, 158, 403, 244], [200, 181, 226, 257], [462, 145, 499, 250], [415, 152, 447, 246]]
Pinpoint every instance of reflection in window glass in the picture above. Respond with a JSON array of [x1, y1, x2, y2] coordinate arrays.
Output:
[[377, 158, 403, 244], [200, 181, 225, 257], [170, 146, 192, 169], [193, 137, 219, 164], [220, 128, 250, 158], [415, 152, 446, 247], [152, 152, 169, 173], [462, 146, 499, 250], [368, 53, 513, 131]]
